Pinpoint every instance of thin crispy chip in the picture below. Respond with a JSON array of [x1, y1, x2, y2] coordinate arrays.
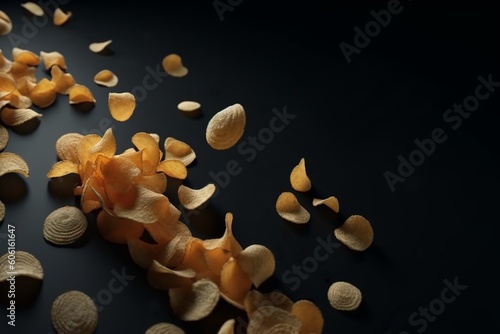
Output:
[[0, 11, 12, 36], [275, 192, 310, 224], [220, 259, 253, 301], [148, 260, 195, 290], [290, 158, 311, 192], [0, 250, 43, 282], [0, 200, 4, 221], [206, 103, 246, 150], [46, 160, 79, 178], [291, 300, 324, 334], [334, 214, 374, 251], [16, 75, 37, 96], [108, 92, 135, 121], [43, 206, 88, 245], [51, 290, 98, 334], [178, 183, 215, 210], [177, 101, 200, 112], [96, 209, 145, 244], [145, 322, 186, 334], [203, 212, 243, 256], [244, 290, 294, 318], [327, 281, 362, 311], [162, 53, 188, 77], [50, 65, 76, 94], [0, 125, 8, 151], [53, 7, 71, 26], [94, 69, 118, 87], [217, 319, 235, 334], [312, 196, 339, 213], [69, 84, 95, 104], [127, 238, 165, 269], [12, 47, 40, 66], [21, 2, 44, 16], [0, 72, 16, 99], [30, 77, 57, 108], [157, 160, 188, 179], [0, 152, 29, 177], [112, 186, 172, 224], [246, 306, 302, 334], [89, 40, 112, 53], [234, 244, 275, 288], [40, 51, 67, 70], [55, 132, 83, 162], [0, 50, 13, 72], [164, 137, 196, 166], [168, 278, 220, 321]]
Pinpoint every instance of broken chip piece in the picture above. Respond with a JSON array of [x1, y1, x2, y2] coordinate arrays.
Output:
[[108, 92, 135, 121], [275, 191, 310, 224], [51, 290, 98, 334], [89, 40, 112, 53], [0, 11, 13, 36], [43, 206, 88, 245], [162, 53, 188, 77], [21, 2, 44, 16], [334, 214, 373, 251], [206, 103, 246, 150], [290, 158, 311, 192], [94, 69, 118, 87], [178, 183, 216, 210], [53, 7, 71, 26], [312, 196, 339, 213], [327, 281, 362, 311]]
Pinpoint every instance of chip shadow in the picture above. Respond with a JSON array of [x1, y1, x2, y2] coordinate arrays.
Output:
[[8, 118, 41, 135], [0, 173, 28, 203], [47, 173, 81, 198]]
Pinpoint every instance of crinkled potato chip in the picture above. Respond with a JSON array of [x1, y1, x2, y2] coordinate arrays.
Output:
[[55, 132, 83, 162], [235, 244, 275, 288], [94, 69, 118, 87], [162, 53, 188, 77], [0, 107, 42, 126], [108, 92, 135, 121], [206, 103, 246, 150], [290, 158, 311, 192], [51, 290, 98, 334], [30, 78, 57, 108], [145, 322, 186, 334], [327, 281, 362, 311], [312, 196, 339, 213], [164, 137, 196, 166], [50, 65, 76, 94], [275, 191, 310, 224], [53, 7, 72, 26], [157, 159, 188, 179], [177, 101, 200, 112], [69, 84, 95, 104], [291, 300, 324, 334], [21, 2, 45, 16], [89, 39, 112, 53], [0, 152, 29, 177], [0, 250, 43, 282], [246, 305, 302, 334], [0, 200, 4, 221], [334, 214, 374, 251], [12, 47, 40, 66], [178, 183, 216, 210], [40, 51, 67, 70], [0, 11, 12, 36], [43, 206, 88, 245], [217, 319, 235, 334], [0, 125, 8, 151], [168, 278, 220, 321], [244, 290, 294, 318]]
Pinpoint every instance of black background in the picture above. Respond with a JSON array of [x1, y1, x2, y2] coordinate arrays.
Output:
[[1, 1, 499, 333]]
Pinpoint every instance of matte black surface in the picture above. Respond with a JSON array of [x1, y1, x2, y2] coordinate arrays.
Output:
[[1, 1, 499, 333]]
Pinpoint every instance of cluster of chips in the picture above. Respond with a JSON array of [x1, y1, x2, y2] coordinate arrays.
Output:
[[0, 151, 30, 221]]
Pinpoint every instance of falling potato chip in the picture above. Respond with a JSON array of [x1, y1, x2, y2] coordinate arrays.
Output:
[[220, 258, 253, 302], [0, 250, 43, 282], [169, 278, 220, 321], [275, 191, 310, 224], [0, 200, 4, 221], [21, 2, 45, 16], [12, 47, 40, 66], [312, 196, 339, 213], [0, 50, 13, 73], [157, 159, 188, 180], [0, 11, 12, 36], [30, 78, 57, 108], [246, 305, 302, 334], [334, 214, 374, 251], [0, 125, 8, 151], [46, 160, 79, 178], [0, 107, 42, 126], [290, 158, 311, 192], [235, 244, 275, 288], [55, 132, 83, 162], [0, 72, 17, 99], [94, 69, 118, 87], [244, 290, 294, 318], [89, 40, 112, 53], [162, 53, 188, 77], [40, 51, 67, 70], [291, 300, 324, 334], [108, 92, 135, 121], [0, 152, 29, 177], [327, 281, 362, 311], [145, 322, 186, 334], [50, 65, 76, 94], [69, 84, 95, 104], [164, 137, 196, 166], [177, 101, 200, 112], [206, 103, 246, 150], [43, 206, 88, 245], [217, 319, 235, 334], [178, 183, 215, 210], [51, 290, 98, 334], [53, 7, 72, 26]]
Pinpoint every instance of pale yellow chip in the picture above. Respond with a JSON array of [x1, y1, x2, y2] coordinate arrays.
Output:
[[234, 244, 275, 288], [55, 132, 83, 162], [43, 206, 88, 245], [69, 84, 95, 104], [51, 290, 98, 334], [312, 196, 339, 213], [275, 191, 310, 224], [168, 278, 220, 321], [0, 250, 43, 282], [53, 7, 72, 26], [327, 281, 362, 311], [89, 39, 112, 53], [217, 319, 235, 334], [12, 47, 40, 66], [0, 72, 17, 99], [334, 214, 374, 251], [40, 51, 67, 70], [50, 65, 76, 94], [178, 183, 215, 210], [0, 125, 8, 151], [30, 78, 57, 108], [108, 92, 135, 121], [291, 300, 324, 334], [0, 200, 4, 221], [0, 50, 13, 73], [164, 137, 196, 166], [21, 2, 44, 16], [244, 290, 294, 318], [157, 159, 188, 179], [246, 305, 302, 334], [162, 53, 188, 77], [206, 103, 246, 150], [0, 11, 12, 36], [94, 69, 118, 87], [0, 107, 42, 126], [290, 158, 311, 192], [0, 152, 29, 177], [177, 101, 200, 112], [145, 322, 186, 334]]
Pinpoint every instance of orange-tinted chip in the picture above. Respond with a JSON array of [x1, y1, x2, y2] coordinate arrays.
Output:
[[147, 260, 195, 290], [0, 73, 16, 99], [96, 210, 144, 244], [164, 137, 196, 166], [50, 65, 76, 94], [108, 92, 135, 121], [53, 7, 71, 26], [312, 196, 339, 213], [12, 47, 40, 66], [69, 84, 95, 104], [46, 160, 79, 178], [157, 160, 188, 179], [0, 50, 12, 73], [162, 53, 188, 77], [220, 259, 253, 302], [290, 158, 311, 192], [275, 191, 310, 224], [30, 78, 57, 108], [291, 300, 324, 334], [334, 214, 374, 251], [94, 69, 118, 87]]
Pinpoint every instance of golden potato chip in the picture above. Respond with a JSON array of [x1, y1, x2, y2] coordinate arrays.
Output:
[[0, 50, 12, 73], [0, 72, 16, 99], [50, 65, 76, 94], [96, 209, 144, 244], [162, 53, 188, 77], [55, 132, 83, 162], [164, 137, 196, 166], [168, 278, 220, 321], [131, 132, 162, 170], [89, 40, 112, 53], [327, 281, 362, 311], [334, 214, 373, 251], [145, 322, 186, 334], [290, 158, 311, 192], [46, 160, 79, 178], [12, 47, 40, 66], [4, 91, 33, 109], [217, 319, 235, 334], [177, 101, 200, 112], [112, 186, 172, 224], [0, 200, 4, 221], [88, 127, 116, 158], [177, 237, 212, 277], [43, 206, 88, 245], [0, 11, 12, 36], [178, 183, 215, 210], [246, 305, 302, 334], [220, 258, 253, 302], [0, 125, 8, 151], [21, 2, 44, 16], [94, 69, 118, 87], [291, 300, 324, 334], [157, 160, 188, 180], [206, 103, 246, 150], [275, 192, 310, 224], [6, 60, 34, 81], [69, 84, 95, 104], [148, 260, 195, 290], [40, 51, 67, 70], [16, 75, 37, 96], [53, 7, 71, 26], [30, 78, 57, 108], [203, 212, 243, 256], [0, 250, 43, 282], [234, 244, 275, 288], [312, 196, 339, 213], [108, 92, 135, 121], [244, 290, 294, 318], [51, 290, 98, 334], [0, 152, 29, 177]]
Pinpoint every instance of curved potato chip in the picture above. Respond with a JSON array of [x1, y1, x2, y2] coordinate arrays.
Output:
[[162, 53, 188, 77], [6, 61, 34, 81], [46, 160, 79, 178], [290, 158, 311, 192], [132, 132, 162, 172], [50, 65, 76, 94], [206, 103, 246, 150], [96, 209, 144, 244], [30, 78, 56, 108], [0, 200, 4, 221], [51, 290, 98, 334], [0, 50, 13, 72], [89, 39, 112, 53], [108, 92, 135, 121], [234, 244, 275, 288], [53, 7, 71, 26], [203, 212, 243, 256], [275, 192, 310, 224], [0, 125, 8, 151], [21, 2, 45, 16], [168, 278, 220, 321], [164, 137, 196, 166], [145, 322, 186, 334], [157, 160, 187, 179], [217, 319, 235, 334], [112, 186, 172, 224], [69, 84, 95, 104], [43, 206, 88, 245], [334, 214, 374, 251], [16, 76, 37, 96], [127, 238, 165, 269], [94, 69, 118, 87], [12, 47, 40, 66], [312, 196, 339, 213], [291, 300, 324, 334], [219, 291, 246, 311], [0, 11, 12, 36], [178, 183, 215, 210], [55, 132, 83, 162], [220, 258, 253, 301], [148, 260, 195, 290], [327, 281, 362, 311], [40, 51, 67, 70], [0, 152, 29, 177], [177, 101, 200, 112], [246, 305, 302, 334], [244, 290, 294, 318], [0, 72, 16, 99], [0, 250, 43, 282], [5, 92, 33, 109]]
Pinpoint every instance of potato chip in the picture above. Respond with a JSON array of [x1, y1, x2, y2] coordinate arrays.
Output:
[[94, 69, 118, 87], [0, 125, 8, 151], [43, 206, 88, 245], [220, 258, 253, 301], [0, 72, 16, 99], [53, 7, 72, 26], [168, 278, 220, 321], [334, 214, 373, 251], [177, 101, 200, 112], [96, 209, 144, 244], [16, 75, 37, 96], [40, 51, 67, 70], [145, 322, 186, 334], [246, 305, 302, 334], [206, 103, 246, 150], [0, 50, 12, 72], [217, 319, 235, 334], [50, 65, 76, 94], [51, 290, 98, 334], [178, 183, 215, 210], [312, 196, 339, 213], [4, 91, 33, 109], [327, 281, 362, 311], [46, 160, 79, 178], [157, 160, 188, 179], [148, 260, 195, 290], [108, 92, 135, 121], [0, 11, 12, 36], [291, 300, 324, 334], [30, 78, 57, 108], [290, 158, 311, 192], [69, 84, 95, 104], [164, 137, 196, 166], [21, 2, 44, 16], [275, 192, 310, 224], [0, 152, 29, 177], [0, 107, 41, 126], [0, 250, 43, 282], [162, 53, 188, 77], [55, 132, 83, 162], [89, 40, 112, 53], [12, 47, 40, 66], [234, 244, 275, 288], [0, 200, 4, 221], [203, 212, 242, 256], [244, 290, 294, 318]]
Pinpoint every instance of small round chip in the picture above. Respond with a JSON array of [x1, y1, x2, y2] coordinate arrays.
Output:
[[162, 53, 188, 77], [312, 196, 339, 213], [21, 2, 45, 16], [290, 158, 311, 192], [94, 69, 118, 87], [108, 92, 136, 121], [206, 103, 246, 150], [53, 7, 71, 26], [334, 214, 374, 251], [178, 183, 216, 210], [89, 40, 112, 53], [43, 206, 88, 245], [177, 101, 200, 112], [51, 290, 98, 334], [0, 250, 43, 282], [168, 278, 220, 321], [145, 322, 185, 334], [0, 11, 13, 36], [275, 191, 310, 224], [0, 125, 8, 151], [327, 281, 362, 311]]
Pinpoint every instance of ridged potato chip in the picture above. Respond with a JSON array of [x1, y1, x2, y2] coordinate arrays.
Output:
[[0, 250, 43, 282], [206, 103, 246, 150], [312, 196, 339, 213], [0, 11, 12, 36], [178, 183, 215, 210], [145, 322, 185, 334], [246, 305, 302, 334], [94, 69, 118, 87], [108, 92, 135, 121], [30, 78, 57, 108], [55, 132, 83, 162], [291, 300, 324, 334], [177, 101, 200, 112], [217, 319, 235, 334], [43, 206, 88, 245], [164, 137, 196, 166], [0, 152, 29, 177], [40, 51, 67, 70], [275, 191, 310, 224], [162, 53, 188, 77], [51, 290, 98, 334], [53, 7, 71, 26], [168, 278, 220, 321], [234, 244, 275, 288], [21, 2, 44, 16], [69, 84, 95, 104], [89, 40, 112, 53], [0, 200, 4, 221], [334, 214, 373, 251], [290, 158, 311, 192], [1, 107, 42, 126], [327, 281, 362, 311], [0, 125, 8, 151], [12, 47, 40, 66], [50, 65, 76, 94]]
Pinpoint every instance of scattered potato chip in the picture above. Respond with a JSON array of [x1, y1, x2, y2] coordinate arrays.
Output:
[[40, 51, 67, 70], [246, 305, 302, 334], [291, 300, 324, 334], [53, 7, 72, 26], [30, 78, 57, 108], [177, 101, 200, 112], [334, 214, 373, 251], [0, 11, 12, 36], [21, 2, 45, 16], [217, 319, 235, 334], [0, 72, 16, 98], [0, 250, 43, 282], [55, 132, 83, 162], [94, 69, 118, 87], [0, 107, 42, 126], [168, 278, 220, 321], [46, 160, 79, 178], [275, 191, 310, 224], [178, 183, 215, 210], [43, 206, 88, 245], [244, 290, 294, 318], [0, 200, 4, 221], [312, 196, 339, 213], [157, 159, 188, 179], [162, 53, 188, 77], [164, 137, 196, 166], [327, 281, 362, 311], [89, 40, 112, 53], [108, 92, 135, 121], [0, 50, 13, 72], [0, 125, 8, 151], [145, 322, 186, 334], [0, 152, 29, 177], [69, 84, 95, 104], [12, 47, 40, 66], [50, 65, 76, 94], [51, 290, 98, 334], [206, 103, 246, 150], [235, 244, 275, 288], [290, 158, 311, 192]]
